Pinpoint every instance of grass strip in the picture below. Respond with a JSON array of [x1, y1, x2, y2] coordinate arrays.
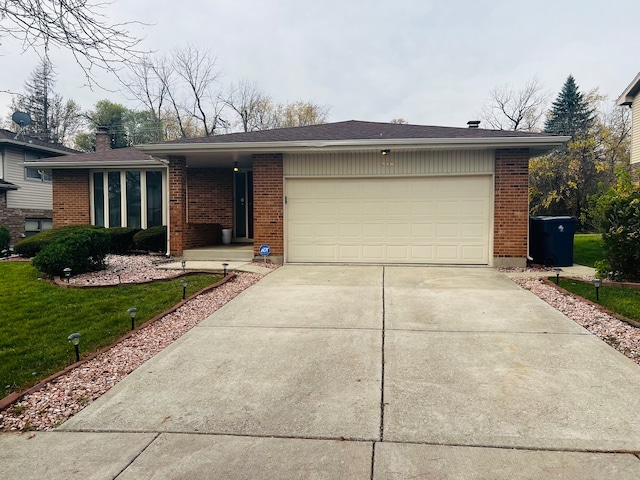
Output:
[[0, 262, 221, 398]]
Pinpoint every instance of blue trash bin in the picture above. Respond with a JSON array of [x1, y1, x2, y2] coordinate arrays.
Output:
[[529, 216, 578, 267]]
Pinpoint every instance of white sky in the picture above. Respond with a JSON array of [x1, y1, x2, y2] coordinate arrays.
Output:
[[0, 0, 638, 130]]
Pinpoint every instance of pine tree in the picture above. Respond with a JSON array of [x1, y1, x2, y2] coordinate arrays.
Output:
[[544, 75, 595, 137]]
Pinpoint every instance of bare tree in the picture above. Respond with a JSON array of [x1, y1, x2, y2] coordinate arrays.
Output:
[[223, 80, 273, 132], [1, 0, 146, 83], [271, 101, 329, 128], [479, 77, 549, 131]]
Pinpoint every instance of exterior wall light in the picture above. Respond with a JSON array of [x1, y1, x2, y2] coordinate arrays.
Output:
[[67, 333, 81, 362], [592, 278, 602, 301], [381, 149, 390, 155], [181, 279, 189, 300], [128, 307, 138, 330], [233, 161, 239, 172]]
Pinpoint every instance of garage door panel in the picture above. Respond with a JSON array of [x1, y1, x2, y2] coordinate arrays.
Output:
[[286, 177, 490, 264]]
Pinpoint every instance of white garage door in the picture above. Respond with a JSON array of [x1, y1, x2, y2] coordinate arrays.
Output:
[[286, 176, 491, 264]]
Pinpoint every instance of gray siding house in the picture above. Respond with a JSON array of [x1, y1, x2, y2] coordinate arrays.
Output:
[[0, 129, 77, 246]]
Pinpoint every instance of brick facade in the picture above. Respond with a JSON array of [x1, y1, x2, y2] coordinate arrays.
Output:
[[0, 191, 52, 246], [252, 154, 284, 258], [493, 148, 529, 268], [187, 168, 233, 227], [52, 169, 91, 227]]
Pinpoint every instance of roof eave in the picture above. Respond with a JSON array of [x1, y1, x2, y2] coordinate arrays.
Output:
[[0, 138, 76, 155], [616, 72, 640, 106], [138, 136, 570, 156], [24, 158, 169, 168]]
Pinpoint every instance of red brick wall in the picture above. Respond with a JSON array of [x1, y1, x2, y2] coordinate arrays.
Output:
[[52, 169, 91, 227], [494, 149, 529, 264], [187, 168, 233, 227], [168, 156, 186, 255], [253, 154, 284, 256]]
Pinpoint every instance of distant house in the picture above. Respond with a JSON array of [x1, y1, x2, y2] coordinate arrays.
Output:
[[616, 72, 640, 183], [32, 121, 568, 267], [0, 129, 77, 247]]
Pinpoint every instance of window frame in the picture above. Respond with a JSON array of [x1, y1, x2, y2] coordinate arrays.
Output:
[[90, 169, 166, 229]]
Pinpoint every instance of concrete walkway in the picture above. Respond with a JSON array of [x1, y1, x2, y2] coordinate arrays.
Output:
[[2, 265, 640, 479]]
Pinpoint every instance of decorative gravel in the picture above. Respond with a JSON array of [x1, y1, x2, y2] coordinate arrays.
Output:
[[514, 277, 640, 365], [68, 254, 182, 285], [0, 256, 269, 432]]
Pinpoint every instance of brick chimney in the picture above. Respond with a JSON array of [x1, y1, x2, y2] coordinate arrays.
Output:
[[95, 126, 111, 152]]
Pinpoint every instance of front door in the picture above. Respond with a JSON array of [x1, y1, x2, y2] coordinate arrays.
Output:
[[234, 171, 253, 239]]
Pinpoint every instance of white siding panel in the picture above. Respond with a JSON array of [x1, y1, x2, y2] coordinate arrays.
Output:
[[284, 150, 494, 176], [633, 100, 640, 165], [286, 176, 491, 264], [4, 149, 52, 209]]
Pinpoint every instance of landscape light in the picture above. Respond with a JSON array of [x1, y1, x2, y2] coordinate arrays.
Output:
[[67, 333, 81, 362], [63, 267, 72, 283], [222, 262, 229, 276], [128, 307, 138, 331], [181, 279, 189, 300], [592, 278, 602, 302], [553, 267, 562, 285], [181, 259, 186, 272]]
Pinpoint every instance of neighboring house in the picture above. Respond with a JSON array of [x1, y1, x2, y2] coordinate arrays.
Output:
[[616, 72, 640, 183], [0, 129, 77, 247], [33, 121, 568, 267]]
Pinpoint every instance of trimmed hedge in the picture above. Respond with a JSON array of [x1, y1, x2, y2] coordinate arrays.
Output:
[[32, 228, 111, 276], [14, 224, 101, 258], [133, 225, 167, 253], [107, 227, 140, 254]]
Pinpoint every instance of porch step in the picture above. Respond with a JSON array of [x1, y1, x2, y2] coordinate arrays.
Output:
[[183, 244, 254, 262]]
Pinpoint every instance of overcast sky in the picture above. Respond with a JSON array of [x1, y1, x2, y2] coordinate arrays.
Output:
[[1, 0, 638, 131]]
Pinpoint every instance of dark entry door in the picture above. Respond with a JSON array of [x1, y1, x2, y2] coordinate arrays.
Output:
[[234, 171, 253, 239]]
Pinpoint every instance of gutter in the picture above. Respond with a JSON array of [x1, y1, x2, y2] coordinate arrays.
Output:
[[22, 158, 169, 168], [137, 136, 570, 155]]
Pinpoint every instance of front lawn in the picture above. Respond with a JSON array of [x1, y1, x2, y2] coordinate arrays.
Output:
[[556, 277, 640, 323], [573, 233, 603, 267], [0, 262, 221, 399]]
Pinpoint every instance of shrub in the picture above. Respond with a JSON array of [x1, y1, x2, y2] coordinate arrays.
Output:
[[14, 225, 101, 258], [0, 226, 10, 254], [133, 225, 166, 253], [32, 228, 111, 276], [601, 192, 640, 282], [107, 227, 140, 254]]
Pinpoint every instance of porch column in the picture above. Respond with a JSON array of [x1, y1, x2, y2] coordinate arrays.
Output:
[[168, 155, 187, 255], [253, 153, 284, 262]]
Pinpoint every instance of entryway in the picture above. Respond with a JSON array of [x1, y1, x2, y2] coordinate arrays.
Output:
[[234, 171, 253, 240]]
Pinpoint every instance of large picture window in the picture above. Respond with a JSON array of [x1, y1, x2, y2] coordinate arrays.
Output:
[[92, 170, 165, 228]]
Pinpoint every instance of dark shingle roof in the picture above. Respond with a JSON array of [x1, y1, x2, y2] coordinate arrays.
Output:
[[31, 146, 159, 164], [0, 179, 19, 190], [164, 120, 555, 145], [0, 129, 78, 155]]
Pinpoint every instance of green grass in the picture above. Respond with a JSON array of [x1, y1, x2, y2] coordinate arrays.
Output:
[[556, 277, 640, 323], [573, 233, 603, 267], [0, 262, 222, 398]]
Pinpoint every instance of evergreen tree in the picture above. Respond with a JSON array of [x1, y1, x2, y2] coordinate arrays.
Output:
[[544, 75, 595, 137]]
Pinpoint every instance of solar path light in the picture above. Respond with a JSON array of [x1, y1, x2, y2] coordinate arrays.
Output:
[[222, 262, 229, 276], [63, 267, 71, 283], [67, 333, 81, 362], [592, 278, 602, 302], [128, 307, 138, 330], [553, 267, 562, 285], [181, 279, 189, 300], [181, 259, 186, 272]]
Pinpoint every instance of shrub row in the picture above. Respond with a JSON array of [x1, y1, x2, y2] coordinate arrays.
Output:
[[13, 225, 167, 277]]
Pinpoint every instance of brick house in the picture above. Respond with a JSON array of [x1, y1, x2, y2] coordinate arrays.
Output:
[[0, 129, 77, 247], [617, 72, 640, 183], [33, 121, 568, 267]]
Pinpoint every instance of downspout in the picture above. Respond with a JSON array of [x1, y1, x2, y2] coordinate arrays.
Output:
[[165, 165, 171, 257]]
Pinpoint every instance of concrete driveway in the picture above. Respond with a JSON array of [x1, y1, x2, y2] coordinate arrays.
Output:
[[3, 266, 640, 479]]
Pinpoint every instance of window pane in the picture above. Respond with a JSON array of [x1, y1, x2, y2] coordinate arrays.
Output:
[[93, 172, 105, 227], [41, 219, 53, 230], [25, 219, 40, 231], [25, 168, 42, 180], [146, 171, 163, 227], [126, 171, 141, 228], [108, 172, 121, 227]]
